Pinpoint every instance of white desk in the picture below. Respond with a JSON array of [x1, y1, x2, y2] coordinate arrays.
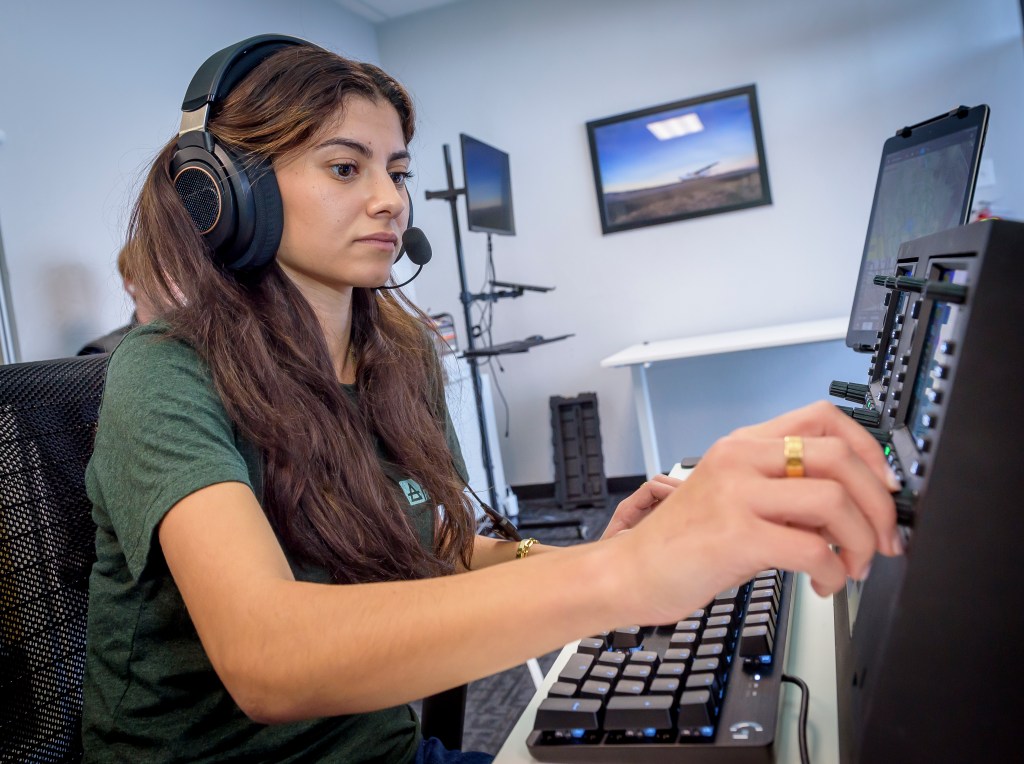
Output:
[[600, 317, 850, 479], [494, 574, 839, 763]]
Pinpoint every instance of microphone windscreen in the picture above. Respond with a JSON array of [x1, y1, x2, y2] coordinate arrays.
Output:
[[402, 227, 432, 266]]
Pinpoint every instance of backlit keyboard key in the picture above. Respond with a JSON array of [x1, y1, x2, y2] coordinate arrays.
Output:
[[613, 679, 647, 696], [548, 681, 576, 697], [629, 650, 659, 668], [656, 662, 687, 678], [701, 626, 728, 643], [663, 648, 691, 662], [604, 695, 674, 731], [677, 690, 715, 728], [534, 697, 602, 730], [685, 672, 720, 696], [577, 637, 606, 656], [589, 664, 619, 683], [612, 625, 643, 649], [696, 643, 724, 658], [558, 653, 594, 685], [597, 651, 627, 668], [715, 587, 740, 602], [691, 657, 720, 674], [669, 632, 697, 649], [739, 625, 774, 658], [622, 664, 652, 682], [580, 679, 612, 700], [747, 600, 775, 617], [649, 677, 680, 695]]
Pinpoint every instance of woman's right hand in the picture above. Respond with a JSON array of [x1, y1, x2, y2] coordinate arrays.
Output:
[[609, 401, 902, 627]]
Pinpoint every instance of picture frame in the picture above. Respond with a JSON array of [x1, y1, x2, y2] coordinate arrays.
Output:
[[586, 84, 772, 234]]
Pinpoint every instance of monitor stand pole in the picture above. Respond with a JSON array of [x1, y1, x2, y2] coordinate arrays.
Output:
[[425, 144, 501, 517]]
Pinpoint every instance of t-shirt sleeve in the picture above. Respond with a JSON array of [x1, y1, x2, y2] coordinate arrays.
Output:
[[86, 327, 253, 581]]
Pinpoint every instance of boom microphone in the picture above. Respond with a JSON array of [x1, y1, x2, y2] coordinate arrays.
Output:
[[379, 227, 432, 289], [402, 226, 432, 266]]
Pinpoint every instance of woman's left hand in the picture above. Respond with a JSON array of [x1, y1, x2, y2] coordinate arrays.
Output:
[[601, 474, 681, 540]]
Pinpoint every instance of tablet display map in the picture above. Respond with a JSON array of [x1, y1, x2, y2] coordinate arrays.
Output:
[[850, 127, 979, 335]]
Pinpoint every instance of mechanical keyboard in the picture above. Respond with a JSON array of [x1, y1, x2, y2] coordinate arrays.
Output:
[[526, 570, 794, 762]]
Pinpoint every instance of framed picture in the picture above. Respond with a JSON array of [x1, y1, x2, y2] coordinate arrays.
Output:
[[586, 84, 772, 234]]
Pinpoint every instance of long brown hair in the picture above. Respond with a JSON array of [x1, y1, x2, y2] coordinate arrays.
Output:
[[126, 45, 476, 583]]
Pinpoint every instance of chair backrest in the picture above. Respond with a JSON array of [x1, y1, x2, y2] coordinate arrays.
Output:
[[0, 355, 108, 764]]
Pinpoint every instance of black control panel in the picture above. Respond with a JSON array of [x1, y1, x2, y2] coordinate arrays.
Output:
[[830, 220, 1024, 763], [833, 221, 1014, 540]]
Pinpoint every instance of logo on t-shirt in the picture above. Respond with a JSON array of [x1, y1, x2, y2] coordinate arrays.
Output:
[[399, 479, 427, 506]]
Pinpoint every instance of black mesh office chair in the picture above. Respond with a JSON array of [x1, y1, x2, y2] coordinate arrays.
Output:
[[0, 354, 465, 761], [0, 355, 107, 763]]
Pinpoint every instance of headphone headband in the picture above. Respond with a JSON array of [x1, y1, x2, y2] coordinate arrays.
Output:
[[172, 34, 319, 273], [181, 34, 313, 116]]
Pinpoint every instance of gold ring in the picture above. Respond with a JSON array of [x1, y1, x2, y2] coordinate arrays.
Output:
[[784, 436, 805, 478]]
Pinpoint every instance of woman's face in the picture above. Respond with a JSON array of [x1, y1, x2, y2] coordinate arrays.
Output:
[[274, 96, 411, 298]]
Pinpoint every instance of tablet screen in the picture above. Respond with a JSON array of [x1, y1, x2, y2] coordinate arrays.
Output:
[[845, 106, 988, 352]]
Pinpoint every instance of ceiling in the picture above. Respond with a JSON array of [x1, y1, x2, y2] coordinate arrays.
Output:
[[333, 0, 462, 24]]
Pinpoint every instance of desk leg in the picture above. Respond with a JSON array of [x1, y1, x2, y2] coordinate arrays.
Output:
[[631, 364, 662, 478]]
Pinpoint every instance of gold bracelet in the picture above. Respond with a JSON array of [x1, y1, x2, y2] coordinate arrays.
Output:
[[516, 537, 538, 559]]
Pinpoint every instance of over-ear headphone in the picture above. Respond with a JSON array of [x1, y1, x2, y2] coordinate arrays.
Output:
[[172, 34, 431, 278], [170, 34, 315, 272]]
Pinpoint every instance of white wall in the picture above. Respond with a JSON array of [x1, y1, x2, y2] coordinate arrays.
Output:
[[2, 0, 1021, 486], [0, 0, 386, 362], [378, 0, 1024, 484]]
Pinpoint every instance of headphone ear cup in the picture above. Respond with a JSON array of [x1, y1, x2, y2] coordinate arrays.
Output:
[[170, 134, 283, 272], [171, 134, 238, 255], [223, 152, 283, 272]]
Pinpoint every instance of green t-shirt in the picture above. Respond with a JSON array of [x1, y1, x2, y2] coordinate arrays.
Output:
[[82, 325, 467, 763]]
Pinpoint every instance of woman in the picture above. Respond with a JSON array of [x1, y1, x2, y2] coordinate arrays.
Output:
[[82, 37, 901, 763]]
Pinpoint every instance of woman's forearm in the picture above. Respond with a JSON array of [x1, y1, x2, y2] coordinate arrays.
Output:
[[160, 482, 646, 724]]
